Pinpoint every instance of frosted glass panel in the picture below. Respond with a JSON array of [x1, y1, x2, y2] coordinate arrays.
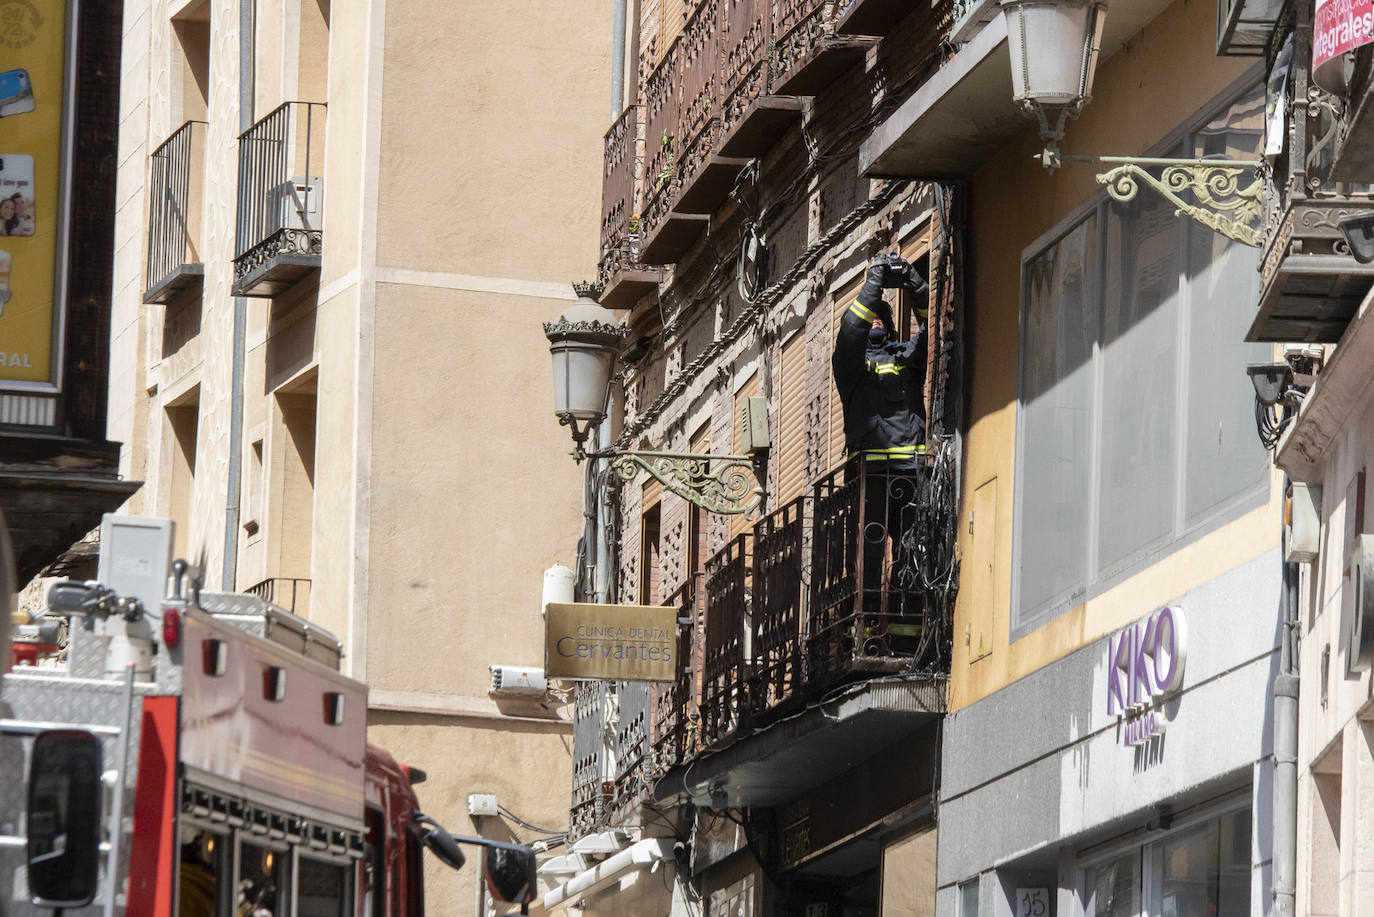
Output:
[[1018, 214, 1097, 621], [1099, 191, 1180, 573], [1186, 84, 1268, 525]]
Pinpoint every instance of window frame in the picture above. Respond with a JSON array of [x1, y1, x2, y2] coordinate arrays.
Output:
[[1074, 795, 1252, 917], [1010, 67, 1268, 640]]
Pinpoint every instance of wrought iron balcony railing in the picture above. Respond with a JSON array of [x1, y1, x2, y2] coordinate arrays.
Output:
[[571, 681, 612, 837], [612, 680, 653, 818], [245, 576, 311, 615], [808, 453, 956, 688], [145, 120, 207, 304], [233, 101, 326, 297], [747, 495, 809, 718], [651, 577, 702, 779], [700, 532, 751, 746], [599, 105, 665, 309]]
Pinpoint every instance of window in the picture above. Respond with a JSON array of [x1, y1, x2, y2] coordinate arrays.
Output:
[[298, 856, 351, 917], [959, 878, 979, 917], [1013, 82, 1270, 636], [1085, 808, 1251, 917]]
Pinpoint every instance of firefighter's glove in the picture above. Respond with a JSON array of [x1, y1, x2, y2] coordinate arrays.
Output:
[[859, 257, 890, 307]]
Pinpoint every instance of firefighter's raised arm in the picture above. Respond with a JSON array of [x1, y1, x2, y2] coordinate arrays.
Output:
[[833, 257, 894, 391]]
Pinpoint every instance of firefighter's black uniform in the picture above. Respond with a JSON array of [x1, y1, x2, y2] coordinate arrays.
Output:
[[832, 258, 929, 623]]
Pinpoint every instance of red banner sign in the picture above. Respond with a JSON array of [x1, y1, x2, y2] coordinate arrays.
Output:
[[1314, 0, 1374, 92]]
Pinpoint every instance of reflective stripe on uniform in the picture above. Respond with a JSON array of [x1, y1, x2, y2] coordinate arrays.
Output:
[[850, 445, 926, 461], [849, 300, 877, 322], [865, 358, 902, 376]]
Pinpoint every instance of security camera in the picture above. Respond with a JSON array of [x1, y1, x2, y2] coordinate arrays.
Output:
[[1338, 211, 1374, 264]]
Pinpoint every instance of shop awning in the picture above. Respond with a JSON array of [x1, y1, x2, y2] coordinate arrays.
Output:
[[540, 838, 674, 911]]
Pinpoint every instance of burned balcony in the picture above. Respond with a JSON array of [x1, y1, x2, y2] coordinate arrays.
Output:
[[1251, 21, 1374, 343], [233, 101, 326, 298], [144, 120, 207, 304], [599, 105, 665, 309], [809, 456, 954, 686]]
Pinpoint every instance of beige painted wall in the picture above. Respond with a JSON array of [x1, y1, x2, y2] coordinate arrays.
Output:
[[949, 0, 1281, 712], [109, 1, 611, 914], [881, 826, 936, 917]]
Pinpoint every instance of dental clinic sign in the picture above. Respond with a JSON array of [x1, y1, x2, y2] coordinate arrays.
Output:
[[1106, 606, 1187, 747]]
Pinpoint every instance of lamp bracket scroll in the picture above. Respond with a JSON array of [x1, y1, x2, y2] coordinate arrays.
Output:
[[591, 449, 765, 516], [1064, 155, 1264, 248]]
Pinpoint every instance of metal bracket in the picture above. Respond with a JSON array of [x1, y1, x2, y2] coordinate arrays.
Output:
[[590, 449, 765, 516], [1063, 155, 1264, 247]]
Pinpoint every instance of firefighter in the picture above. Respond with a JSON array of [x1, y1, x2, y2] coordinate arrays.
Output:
[[833, 253, 929, 627]]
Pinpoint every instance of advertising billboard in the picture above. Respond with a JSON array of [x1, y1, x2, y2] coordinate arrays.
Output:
[[0, 0, 67, 387], [1314, 0, 1374, 94]]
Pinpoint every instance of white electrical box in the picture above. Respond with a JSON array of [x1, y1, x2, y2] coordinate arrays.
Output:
[[489, 665, 548, 697], [1287, 483, 1322, 564], [468, 793, 499, 817], [739, 395, 770, 454]]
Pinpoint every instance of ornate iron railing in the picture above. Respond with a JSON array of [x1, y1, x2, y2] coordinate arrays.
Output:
[[770, 0, 837, 86], [612, 680, 653, 817], [640, 40, 682, 246], [721, 0, 772, 137], [748, 495, 808, 718], [808, 453, 955, 686], [700, 533, 750, 746], [234, 101, 326, 288], [571, 681, 611, 836], [145, 120, 206, 302], [652, 576, 702, 778], [245, 576, 311, 614], [600, 105, 644, 284], [675, 0, 723, 189]]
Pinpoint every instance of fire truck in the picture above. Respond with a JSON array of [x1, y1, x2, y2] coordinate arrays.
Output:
[[1, 515, 535, 916]]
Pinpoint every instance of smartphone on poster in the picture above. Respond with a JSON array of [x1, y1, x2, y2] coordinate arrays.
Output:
[[0, 69, 34, 117]]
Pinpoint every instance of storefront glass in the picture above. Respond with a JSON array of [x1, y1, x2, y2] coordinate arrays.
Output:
[[1089, 809, 1251, 917]]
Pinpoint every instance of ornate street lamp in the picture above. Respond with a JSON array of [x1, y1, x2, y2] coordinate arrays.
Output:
[[543, 284, 764, 515], [544, 282, 628, 459], [1001, 0, 1264, 247]]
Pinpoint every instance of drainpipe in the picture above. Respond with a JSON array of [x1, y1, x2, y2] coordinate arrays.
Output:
[[610, 0, 626, 121], [223, 0, 254, 589], [1272, 487, 1299, 917]]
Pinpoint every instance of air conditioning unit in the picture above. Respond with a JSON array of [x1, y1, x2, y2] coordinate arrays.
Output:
[[271, 175, 324, 233], [489, 664, 548, 697]]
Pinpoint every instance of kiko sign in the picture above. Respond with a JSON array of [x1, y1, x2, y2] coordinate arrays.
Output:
[[1106, 606, 1187, 746]]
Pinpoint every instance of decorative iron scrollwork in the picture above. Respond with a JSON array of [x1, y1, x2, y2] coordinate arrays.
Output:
[[1093, 158, 1263, 247], [601, 450, 764, 515]]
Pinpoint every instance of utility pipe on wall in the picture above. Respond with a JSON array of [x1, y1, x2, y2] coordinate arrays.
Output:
[[610, 0, 626, 121], [223, 0, 255, 589], [1272, 507, 1299, 917]]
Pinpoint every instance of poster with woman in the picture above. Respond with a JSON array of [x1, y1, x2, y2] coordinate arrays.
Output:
[[0, 153, 34, 235]]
